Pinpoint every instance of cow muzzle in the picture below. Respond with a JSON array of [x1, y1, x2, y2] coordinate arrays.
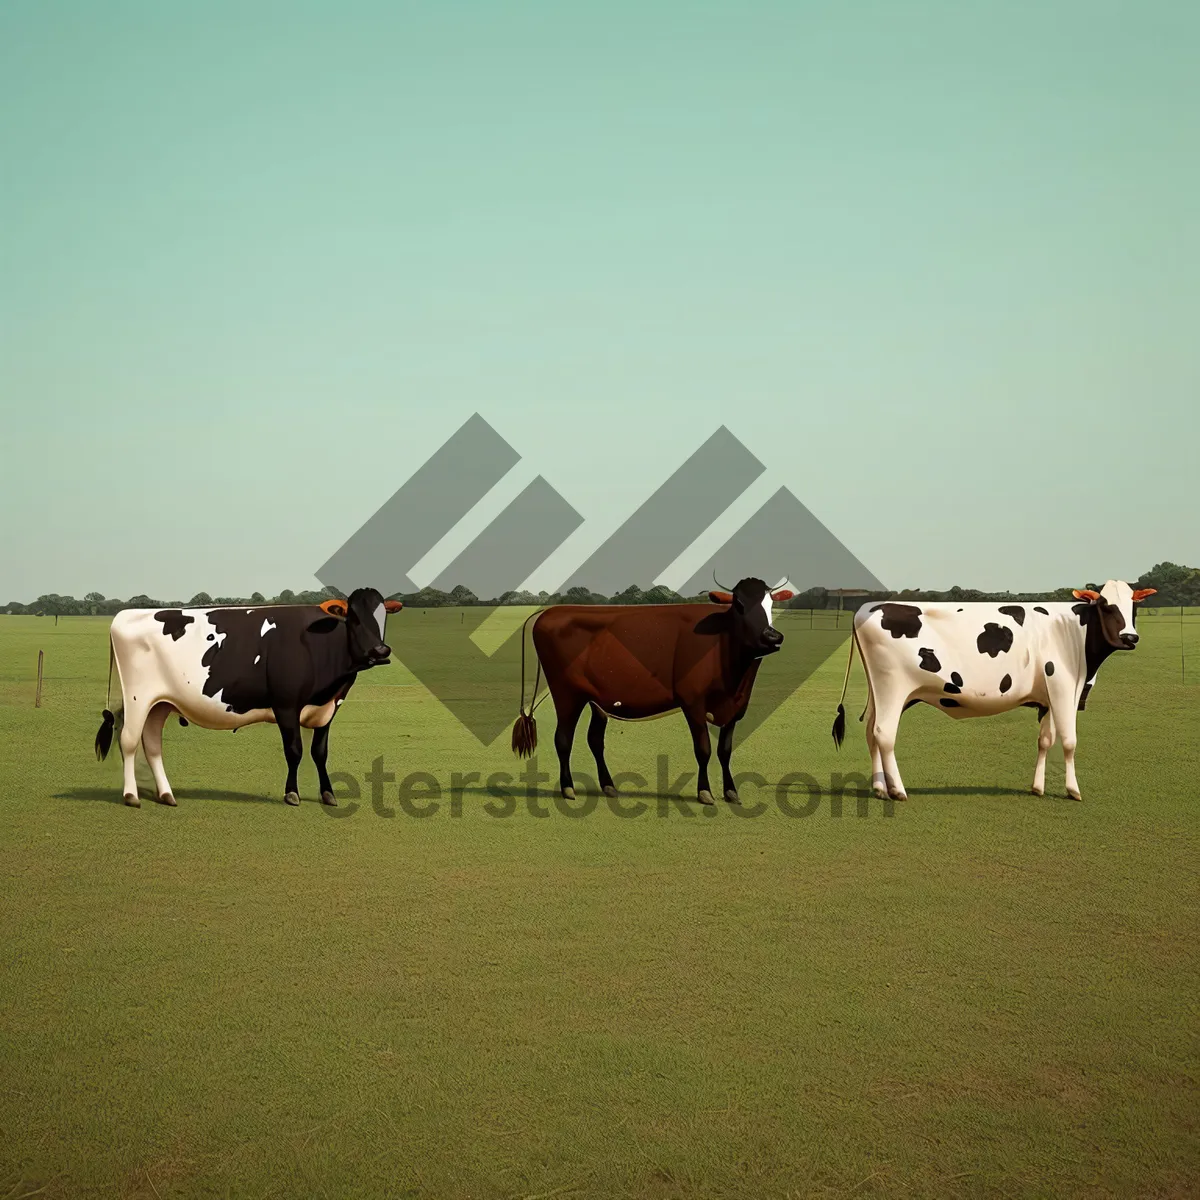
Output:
[[1120, 632, 1139, 648], [759, 628, 784, 654], [370, 643, 392, 664]]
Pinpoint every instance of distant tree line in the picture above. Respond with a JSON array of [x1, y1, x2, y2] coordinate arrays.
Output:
[[796, 561, 1199, 611], [3, 562, 1196, 617], [780, 562, 1199, 611], [0, 587, 345, 618], [400, 583, 709, 608]]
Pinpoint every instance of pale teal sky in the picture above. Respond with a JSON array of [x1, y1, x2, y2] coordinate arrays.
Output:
[[2, 1, 1195, 601]]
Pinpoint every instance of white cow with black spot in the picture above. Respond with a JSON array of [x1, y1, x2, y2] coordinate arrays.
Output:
[[94, 588, 401, 807], [831, 580, 1156, 801]]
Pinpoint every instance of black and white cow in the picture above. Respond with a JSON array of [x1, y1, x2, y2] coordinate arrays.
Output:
[[94, 588, 401, 807], [831, 580, 1156, 801]]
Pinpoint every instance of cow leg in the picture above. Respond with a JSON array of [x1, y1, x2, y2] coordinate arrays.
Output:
[[863, 694, 885, 795], [140, 702, 177, 806], [118, 701, 151, 807], [1031, 710, 1057, 796], [869, 691, 909, 801], [553, 693, 586, 800], [685, 711, 715, 805], [274, 709, 305, 806], [1046, 688, 1082, 800], [311, 721, 338, 805], [586, 706, 617, 798], [716, 721, 739, 803]]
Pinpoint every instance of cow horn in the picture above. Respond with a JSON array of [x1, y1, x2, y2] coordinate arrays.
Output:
[[771, 576, 789, 592], [712, 569, 733, 592]]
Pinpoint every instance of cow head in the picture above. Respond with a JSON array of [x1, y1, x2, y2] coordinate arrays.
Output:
[[708, 577, 793, 658], [1072, 580, 1155, 650], [319, 589, 402, 667]]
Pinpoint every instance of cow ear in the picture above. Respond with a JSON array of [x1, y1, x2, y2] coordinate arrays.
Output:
[[771, 589, 795, 602], [1072, 589, 1101, 602], [1131, 588, 1157, 602], [708, 591, 734, 605], [320, 599, 348, 617], [384, 599, 404, 612]]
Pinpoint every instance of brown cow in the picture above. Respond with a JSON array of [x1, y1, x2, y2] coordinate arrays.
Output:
[[511, 577, 794, 805]]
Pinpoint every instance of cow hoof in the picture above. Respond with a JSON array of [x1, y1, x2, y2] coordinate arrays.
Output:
[[724, 789, 741, 804], [562, 787, 575, 801], [158, 793, 177, 807], [1068, 790, 1082, 802], [697, 789, 715, 806], [320, 790, 337, 806], [123, 793, 141, 808], [1031, 785, 1044, 797], [603, 785, 618, 798], [888, 790, 908, 802], [284, 792, 301, 807], [873, 786, 889, 800]]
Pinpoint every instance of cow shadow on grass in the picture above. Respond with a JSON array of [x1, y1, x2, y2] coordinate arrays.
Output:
[[55, 787, 275, 805], [905, 785, 1058, 799], [447, 784, 885, 812], [448, 784, 723, 809]]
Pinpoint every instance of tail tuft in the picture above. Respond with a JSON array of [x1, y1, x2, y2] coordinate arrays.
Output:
[[95, 709, 116, 761], [831, 703, 846, 750], [511, 711, 537, 758], [832, 631, 858, 749]]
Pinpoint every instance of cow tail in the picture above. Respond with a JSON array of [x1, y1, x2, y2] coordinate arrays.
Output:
[[95, 637, 117, 761], [511, 610, 544, 758], [831, 630, 858, 749]]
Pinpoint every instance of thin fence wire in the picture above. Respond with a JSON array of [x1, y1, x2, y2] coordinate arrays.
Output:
[[778, 605, 1199, 685]]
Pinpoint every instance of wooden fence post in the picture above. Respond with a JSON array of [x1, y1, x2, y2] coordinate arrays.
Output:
[[35, 650, 44, 708]]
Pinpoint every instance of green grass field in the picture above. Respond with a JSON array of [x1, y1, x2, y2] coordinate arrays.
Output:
[[1, 609, 1197, 1199]]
